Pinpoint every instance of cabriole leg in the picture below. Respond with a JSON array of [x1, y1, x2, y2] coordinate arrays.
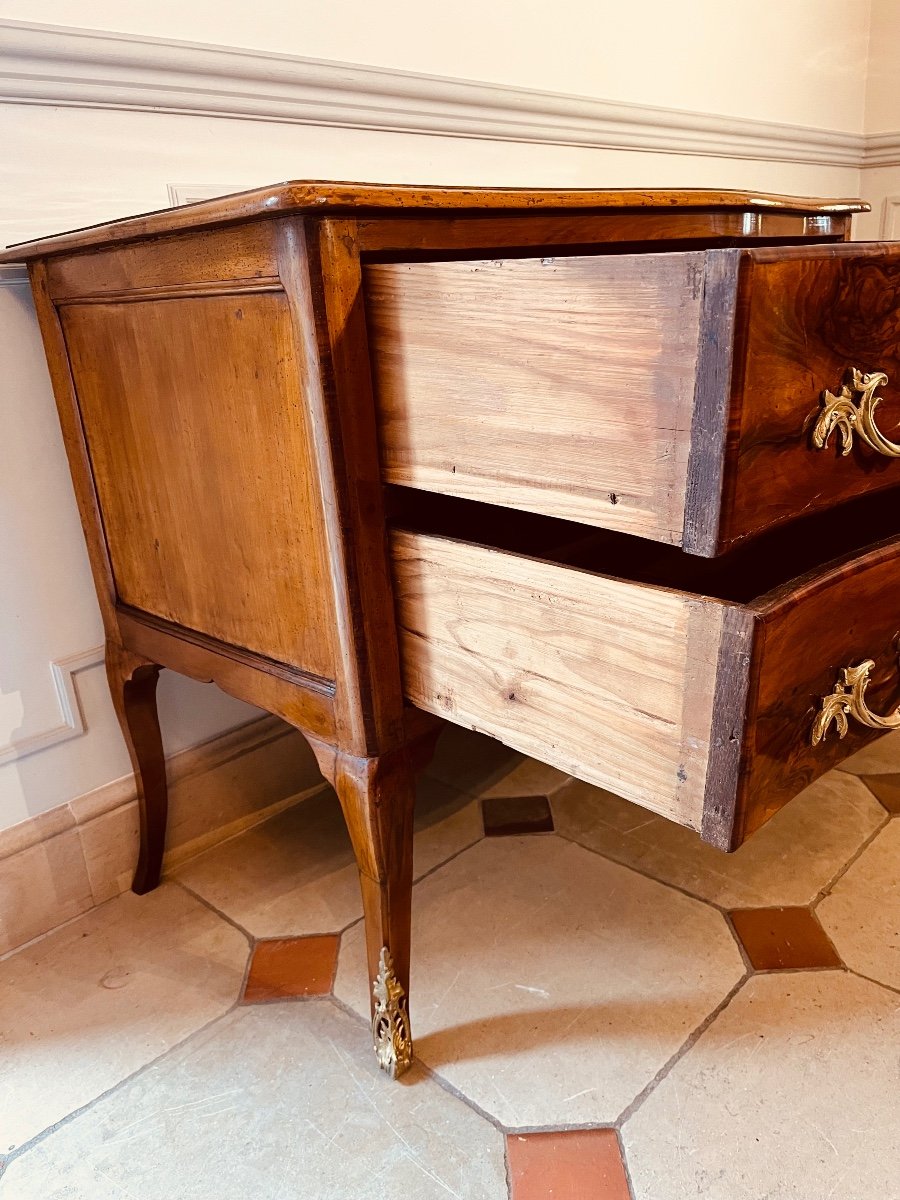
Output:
[[105, 642, 167, 895], [333, 748, 416, 1078]]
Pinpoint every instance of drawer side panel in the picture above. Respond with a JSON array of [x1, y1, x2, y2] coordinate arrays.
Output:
[[392, 530, 733, 830], [369, 253, 707, 544]]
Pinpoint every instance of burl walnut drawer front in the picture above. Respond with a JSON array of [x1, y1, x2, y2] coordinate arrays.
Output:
[[369, 242, 900, 557], [392, 522, 900, 851]]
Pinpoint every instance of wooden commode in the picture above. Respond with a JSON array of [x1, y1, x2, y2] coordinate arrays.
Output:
[[7, 183, 900, 1077]]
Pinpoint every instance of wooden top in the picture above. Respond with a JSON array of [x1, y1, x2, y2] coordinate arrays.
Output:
[[0, 182, 869, 262]]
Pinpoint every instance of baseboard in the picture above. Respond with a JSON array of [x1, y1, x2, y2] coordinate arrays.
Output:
[[0, 716, 327, 957]]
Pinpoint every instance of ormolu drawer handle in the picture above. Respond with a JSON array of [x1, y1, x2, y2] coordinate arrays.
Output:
[[810, 368, 900, 457], [812, 659, 900, 745]]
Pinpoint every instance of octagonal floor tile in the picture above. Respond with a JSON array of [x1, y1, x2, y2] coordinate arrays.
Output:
[[176, 776, 481, 937], [0, 1002, 507, 1200], [335, 835, 744, 1127], [818, 820, 900, 989], [0, 883, 248, 1152], [837, 729, 900, 775], [552, 771, 884, 909], [623, 971, 900, 1200]]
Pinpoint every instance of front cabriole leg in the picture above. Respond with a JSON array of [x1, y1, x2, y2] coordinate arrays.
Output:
[[333, 747, 416, 1078]]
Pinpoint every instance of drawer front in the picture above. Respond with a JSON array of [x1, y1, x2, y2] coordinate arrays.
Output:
[[740, 536, 900, 841], [370, 243, 900, 557], [392, 528, 900, 850], [723, 242, 900, 551]]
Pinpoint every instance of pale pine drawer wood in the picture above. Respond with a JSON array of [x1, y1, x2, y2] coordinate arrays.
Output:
[[392, 517, 900, 850], [369, 242, 900, 556]]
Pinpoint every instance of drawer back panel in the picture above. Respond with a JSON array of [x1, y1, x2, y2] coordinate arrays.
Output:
[[368, 253, 709, 545], [59, 290, 337, 678]]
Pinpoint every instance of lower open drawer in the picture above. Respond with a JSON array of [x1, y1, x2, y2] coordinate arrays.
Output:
[[391, 511, 900, 850]]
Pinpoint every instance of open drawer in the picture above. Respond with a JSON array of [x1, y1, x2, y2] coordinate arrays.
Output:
[[369, 241, 900, 556], [391, 500, 900, 850]]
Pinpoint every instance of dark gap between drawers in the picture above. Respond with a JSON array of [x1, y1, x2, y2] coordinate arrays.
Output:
[[386, 484, 900, 605]]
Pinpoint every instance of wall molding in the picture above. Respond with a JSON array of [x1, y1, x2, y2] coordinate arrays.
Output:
[[863, 133, 900, 169], [0, 263, 29, 287], [0, 645, 104, 766], [880, 196, 900, 238], [0, 18, 869, 167]]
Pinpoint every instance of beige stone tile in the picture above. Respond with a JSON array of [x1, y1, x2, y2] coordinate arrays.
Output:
[[0, 883, 247, 1151], [552, 770, 884, 908], [479, 754, 571, 799], [413, 776, 484, 877], [0, 1002, 507, 1200], [818, 820, 900, 989], [177, 777, 480, 937], [838, 728, 900, 774], [176, 788, 361, 937], [0, 829, 93, 956], [335, 836, 744, 1127], [424, 723, 522, 792], [623, 972, 900, 1199]]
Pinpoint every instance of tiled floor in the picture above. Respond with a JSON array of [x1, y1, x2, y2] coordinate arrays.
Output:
[[2, 724, 899, 1198]]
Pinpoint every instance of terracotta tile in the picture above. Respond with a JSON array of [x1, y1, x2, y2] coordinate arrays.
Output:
[[729, 906, 842, 970], [483, 795, 554, 836], [507, 1129, 630, 1200], [860, 773, 900, 814], [243, 935, 338, 1002]]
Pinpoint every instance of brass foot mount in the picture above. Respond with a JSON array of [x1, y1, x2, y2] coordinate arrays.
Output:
[[372, 946, 413, 1079]]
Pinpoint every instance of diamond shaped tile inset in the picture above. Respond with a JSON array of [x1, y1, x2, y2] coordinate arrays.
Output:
[[483, 795, 554, 836], [729, 907, 842, 970], [243, 935, 339, 1002], [507, 1129, 631, 1200], [861, 773, 900, 814]]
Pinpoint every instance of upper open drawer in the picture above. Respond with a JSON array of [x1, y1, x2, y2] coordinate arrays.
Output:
[[367, 241, 900, 556]]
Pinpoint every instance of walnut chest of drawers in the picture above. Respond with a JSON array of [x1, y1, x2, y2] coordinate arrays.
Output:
[[6, 183, 900, 1077]]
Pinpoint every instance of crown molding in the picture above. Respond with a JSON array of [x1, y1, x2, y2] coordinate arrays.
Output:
[[0, 19, 867, 167]]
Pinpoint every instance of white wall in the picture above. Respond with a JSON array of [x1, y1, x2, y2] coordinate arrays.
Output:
[[0, 0, 873, 127], [857, 0, 900, 238], [0, 2, 881, 833]]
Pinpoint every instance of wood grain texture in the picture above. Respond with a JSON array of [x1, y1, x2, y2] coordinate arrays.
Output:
[[0, 184, 865, 261], [369, 252, 707, 542], [105, 642, 167, 894], [355, 211, 848, 254], [682, 250, 740, 555], [60, 290, 337, 677], [45, 223, 278, 301], [721, 240, 900, 550], [298, 217, 411, 755], [737, 533, 900, 841], [392, 529, 738, 830]]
